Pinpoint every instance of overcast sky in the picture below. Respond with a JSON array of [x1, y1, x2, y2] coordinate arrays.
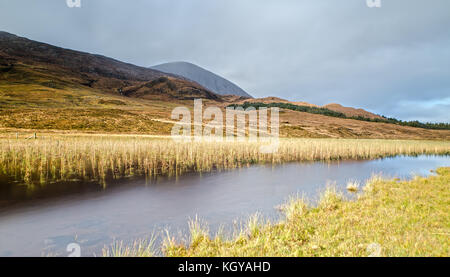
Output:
[[1, 0, 449, 122]]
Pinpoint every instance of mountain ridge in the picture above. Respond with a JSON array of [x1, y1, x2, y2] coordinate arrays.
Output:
[[0, 31, 220, 101]]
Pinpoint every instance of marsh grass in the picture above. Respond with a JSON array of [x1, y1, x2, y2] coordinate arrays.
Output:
[[346, 181, 360, 192], [0, 136, 449, 187]]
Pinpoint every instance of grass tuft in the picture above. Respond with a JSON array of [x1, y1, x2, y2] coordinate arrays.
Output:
[[346, 181, 360, 193], [102, 237, 156, 257], [318, 186, 343, 211], [188, 216, 210, 248]]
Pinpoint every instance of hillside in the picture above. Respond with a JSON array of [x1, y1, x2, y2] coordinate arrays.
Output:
[[323, 103, 384, 120], [276, 109, 450, 139], [151, 61, 252, 98], [0, 31, 219, 101], [240, 97, 383, 120], [121, 76, 221, 101]]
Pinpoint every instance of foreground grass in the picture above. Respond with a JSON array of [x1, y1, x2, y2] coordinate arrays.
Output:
[[1, 136, 449, 186], [110, 167, 449, 257]]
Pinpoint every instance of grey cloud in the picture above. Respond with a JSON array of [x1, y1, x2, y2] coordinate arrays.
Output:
[[0, 0, 449, 122]]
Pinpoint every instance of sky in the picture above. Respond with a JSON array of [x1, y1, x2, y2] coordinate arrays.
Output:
[[0, 0, 449, 122]]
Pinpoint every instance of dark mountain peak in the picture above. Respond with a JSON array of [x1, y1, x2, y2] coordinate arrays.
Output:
[[0, 31, 166, 82], [0, 31, 17, 37]]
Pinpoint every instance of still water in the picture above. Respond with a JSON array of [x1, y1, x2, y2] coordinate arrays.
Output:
[[0, 155, 448, 256]]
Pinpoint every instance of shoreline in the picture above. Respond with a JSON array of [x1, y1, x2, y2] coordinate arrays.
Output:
[[105, 167, 450, 257]]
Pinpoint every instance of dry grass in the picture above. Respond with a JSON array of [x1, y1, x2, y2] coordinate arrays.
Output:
[[278, 110, 450, 140], [102, 238, 156, 257], [0, 108, 174, 134], [0, 136, 449, 187], [346, 181, 360, 192]]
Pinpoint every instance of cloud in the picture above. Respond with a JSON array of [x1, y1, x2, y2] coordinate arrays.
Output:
[[0, 0, 449, 122]]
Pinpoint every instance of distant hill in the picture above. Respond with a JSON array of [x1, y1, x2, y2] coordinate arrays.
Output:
[[151, 61, 252, 98], [0, 31, 219, 101], [323, 103, 384, 120], [232, 97, 449, 131], [238, 97, 383, 120]]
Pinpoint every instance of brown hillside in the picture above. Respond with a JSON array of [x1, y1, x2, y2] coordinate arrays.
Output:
[[324, 103, 384, 120], [240, 97, 384, 120], [122, 76, 221, 101], [0, 31, 220, 100], [276, 109, 449, 140], [216, 97, 450, 140]]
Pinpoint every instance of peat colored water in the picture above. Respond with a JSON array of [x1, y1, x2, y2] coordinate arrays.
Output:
[[0, 155, 448, 256]]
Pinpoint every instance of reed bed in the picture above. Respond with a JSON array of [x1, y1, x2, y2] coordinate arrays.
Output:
[[0, 136, 449, 186]]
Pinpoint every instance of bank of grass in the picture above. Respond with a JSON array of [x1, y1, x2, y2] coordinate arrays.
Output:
[[110, 167, 449, 257], [1, 136, 449, 186]]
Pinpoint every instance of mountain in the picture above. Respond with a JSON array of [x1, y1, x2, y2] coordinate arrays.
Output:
[[0, 31, 448, 139], [0, 31, 218, 101], [151, 61, 252, 98]]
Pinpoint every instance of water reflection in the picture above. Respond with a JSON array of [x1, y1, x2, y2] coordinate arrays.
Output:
[[0, 155, 448, 256]]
